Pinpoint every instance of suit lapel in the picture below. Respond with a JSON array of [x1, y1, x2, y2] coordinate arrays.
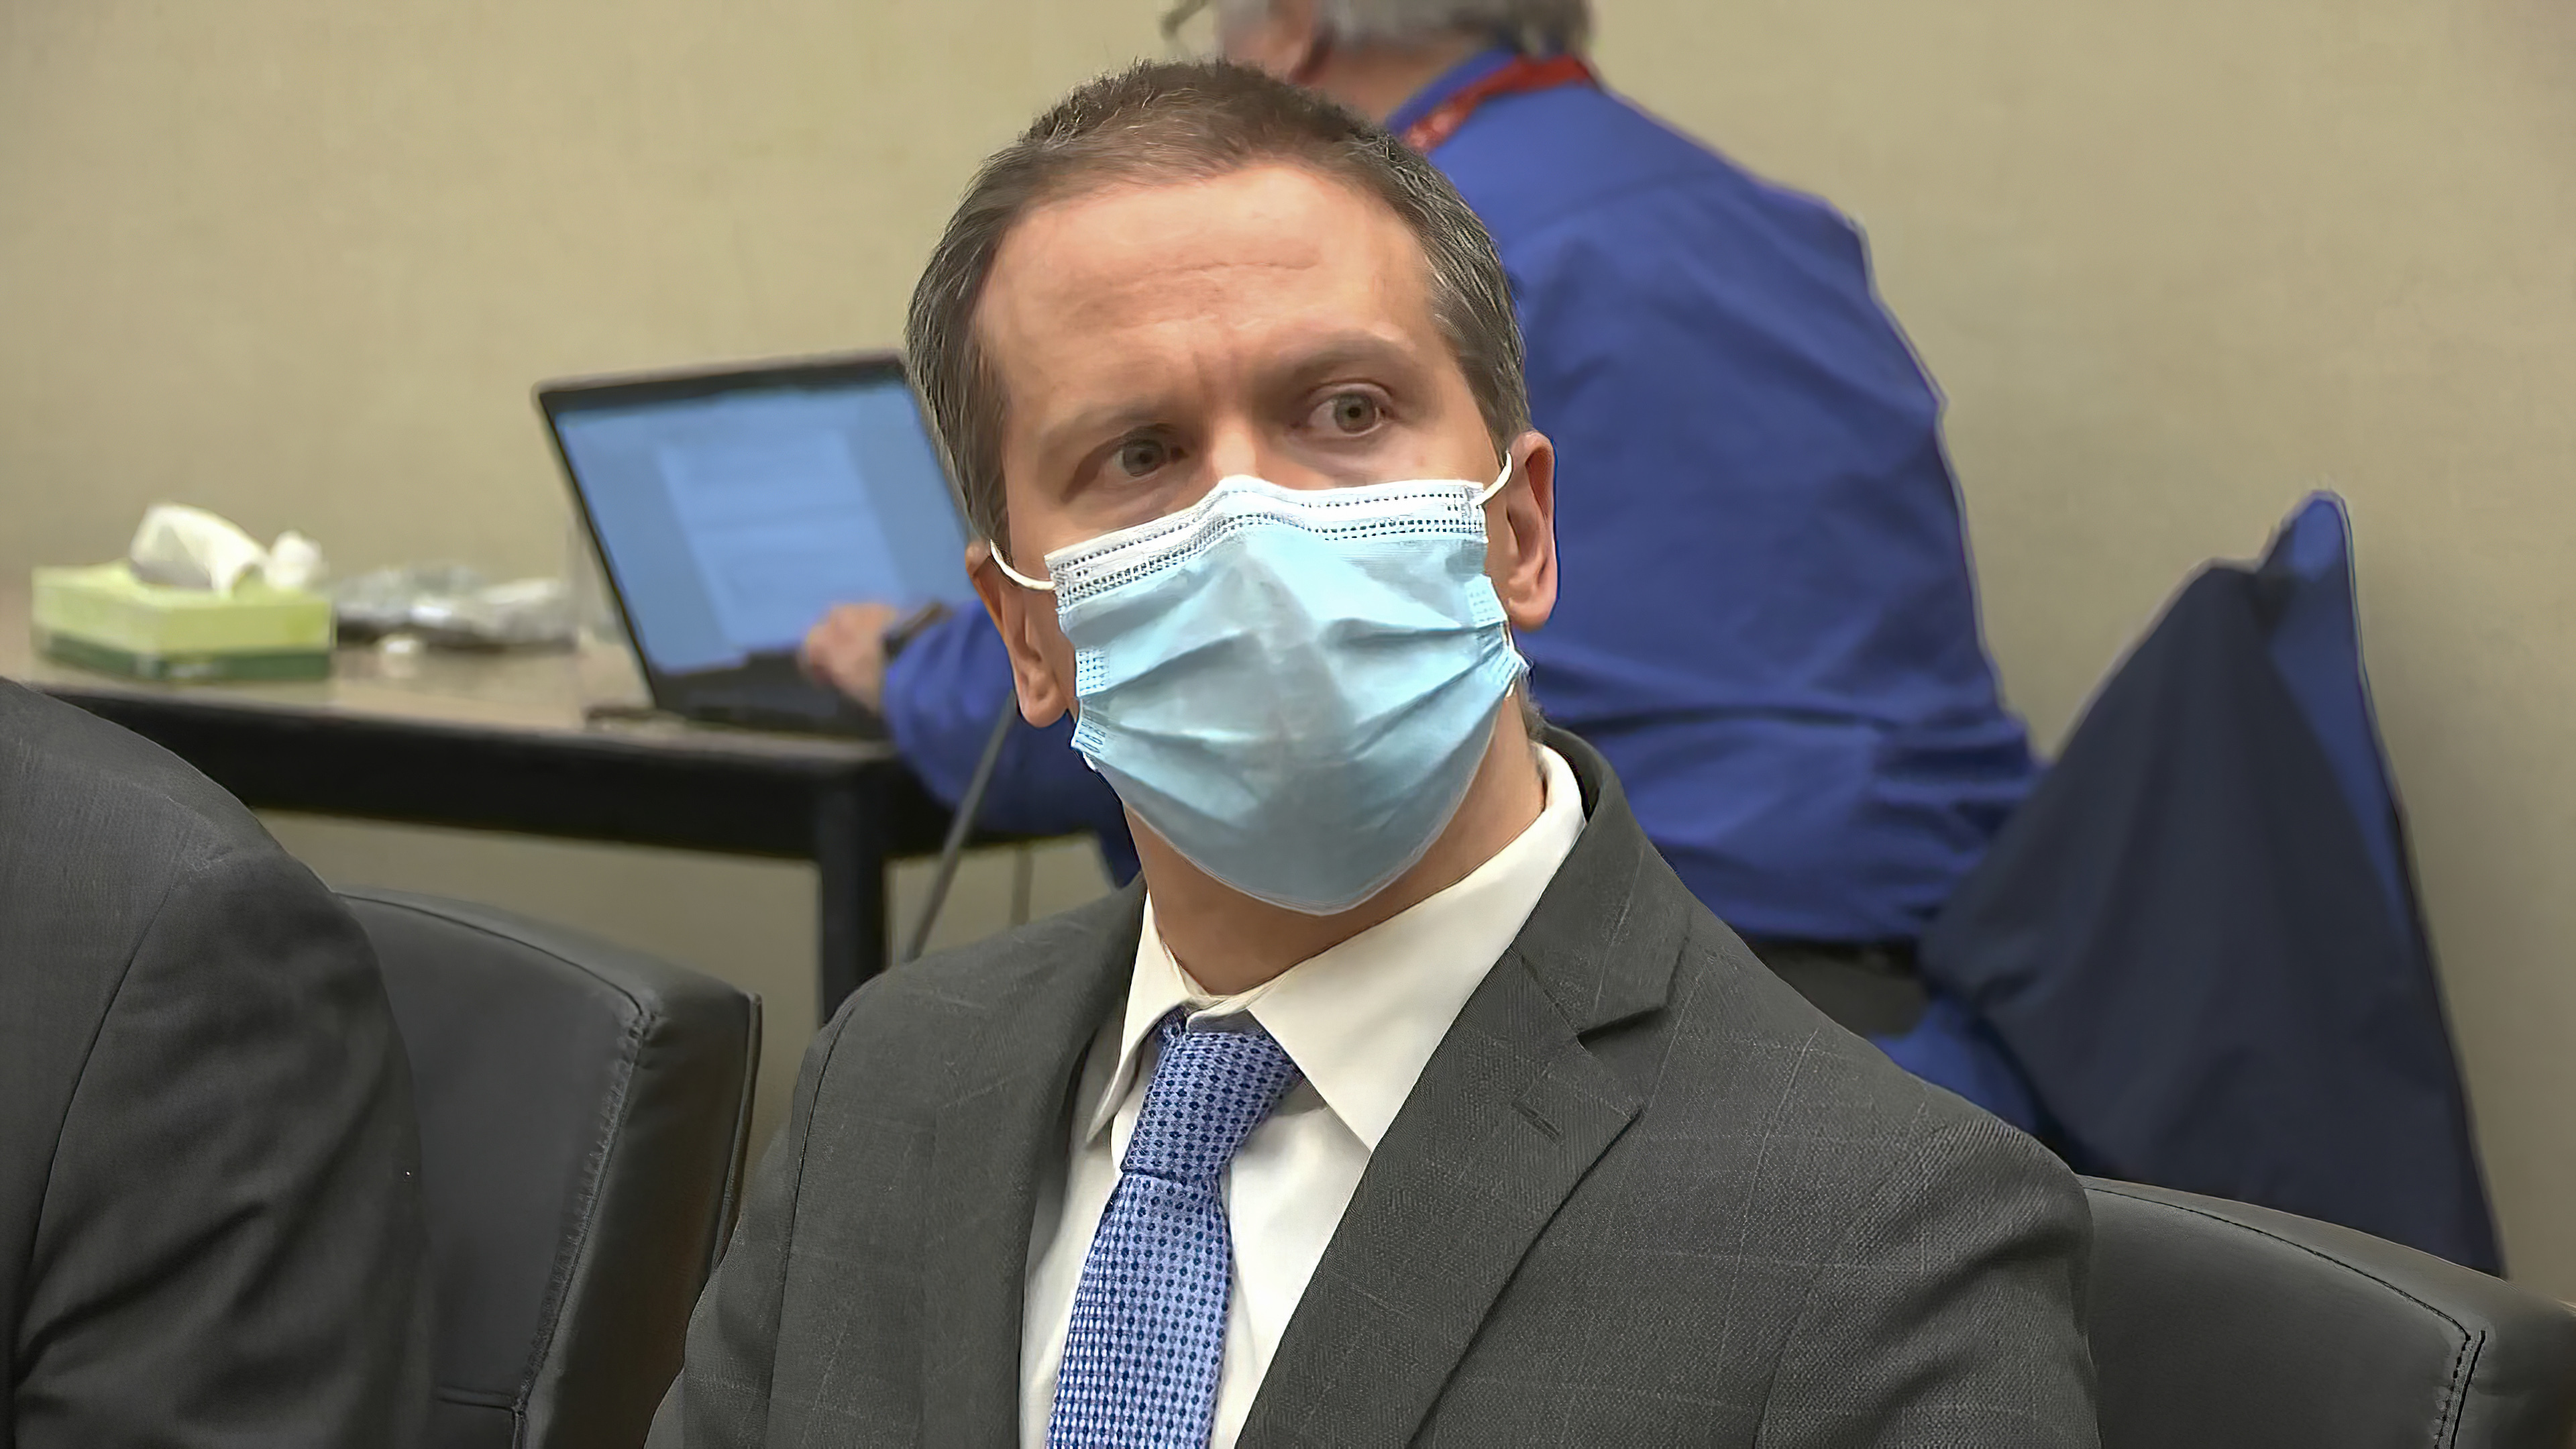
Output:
[[1239, 732, 1695, 1448], [917, 888, 1142, 1449]]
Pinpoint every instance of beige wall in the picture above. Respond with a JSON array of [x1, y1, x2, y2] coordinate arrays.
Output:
[[7, 1, 2574, 1287]]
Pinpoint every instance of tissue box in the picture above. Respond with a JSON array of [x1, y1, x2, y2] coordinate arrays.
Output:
[[32, 564, 335, 682]]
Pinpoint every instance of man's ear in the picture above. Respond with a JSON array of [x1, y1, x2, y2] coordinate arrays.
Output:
[[1489, 431, 1558, 633], [966, 538, 1073, 727], [1224, 0, 1326, 80]]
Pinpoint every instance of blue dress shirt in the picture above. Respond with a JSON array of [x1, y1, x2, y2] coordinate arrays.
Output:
[[881, 48, 2035, 939]]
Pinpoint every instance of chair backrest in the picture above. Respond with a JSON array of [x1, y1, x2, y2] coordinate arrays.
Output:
[[343, 888, 761, 1449], [2086, 1179, 2576, 1449]]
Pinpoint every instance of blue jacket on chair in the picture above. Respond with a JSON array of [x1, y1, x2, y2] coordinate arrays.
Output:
[[1923, 496, 2499, 1271]]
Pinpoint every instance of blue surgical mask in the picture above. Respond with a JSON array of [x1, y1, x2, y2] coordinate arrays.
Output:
[[994, 463, 1526, 914]]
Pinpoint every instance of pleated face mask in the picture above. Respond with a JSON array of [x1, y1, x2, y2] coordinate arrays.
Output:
[[994, 462, 1525, 913]]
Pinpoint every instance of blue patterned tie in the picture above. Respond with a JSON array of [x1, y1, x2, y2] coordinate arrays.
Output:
[[1048, 1011, 1303, 1449]]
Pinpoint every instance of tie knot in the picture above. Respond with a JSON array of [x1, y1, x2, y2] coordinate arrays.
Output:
[[1121, 1012, 1301, 1186]]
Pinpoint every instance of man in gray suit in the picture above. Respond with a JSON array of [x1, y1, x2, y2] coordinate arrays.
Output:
[[0, 681, 431, 1447], [654, 61, 2096, 1447]]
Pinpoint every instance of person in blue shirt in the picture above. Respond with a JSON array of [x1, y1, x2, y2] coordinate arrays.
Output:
[[805, 0, 2038, 1105]]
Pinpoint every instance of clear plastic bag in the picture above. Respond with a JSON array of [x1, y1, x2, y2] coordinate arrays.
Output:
[[327, 564, 576, 650]]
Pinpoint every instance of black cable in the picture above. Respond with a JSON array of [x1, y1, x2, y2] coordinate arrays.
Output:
[[900, 698, 1018, 963]]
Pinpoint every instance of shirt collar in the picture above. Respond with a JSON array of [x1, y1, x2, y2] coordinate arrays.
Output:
[[1381, 44, 1522, 142], [1090, 744, 1588, 1151]]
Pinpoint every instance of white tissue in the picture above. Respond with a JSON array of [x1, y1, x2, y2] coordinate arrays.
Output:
[[127, 505, 328, 593], [265, 531, 326, 590]]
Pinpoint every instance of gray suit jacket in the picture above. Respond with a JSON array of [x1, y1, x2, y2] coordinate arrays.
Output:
[[0, 682, 431, 1448], [654, 732, 2098, 1446]]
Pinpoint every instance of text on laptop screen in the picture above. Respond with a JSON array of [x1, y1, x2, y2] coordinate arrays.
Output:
[[556, 376, 977, 675]]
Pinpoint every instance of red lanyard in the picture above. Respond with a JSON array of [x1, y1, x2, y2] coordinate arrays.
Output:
[[1397, 53, 1599, 153]]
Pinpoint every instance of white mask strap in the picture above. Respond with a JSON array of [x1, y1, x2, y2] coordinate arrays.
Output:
[[989, 545, 1056, 593], [992, 456, 1511, 594]]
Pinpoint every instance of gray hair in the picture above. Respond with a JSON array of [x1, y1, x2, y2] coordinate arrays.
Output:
[[1214, 0, 1591, 54], [906, 60, 1529, 550]]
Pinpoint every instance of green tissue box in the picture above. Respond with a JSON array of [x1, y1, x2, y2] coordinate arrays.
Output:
[[32, 564, 334, 683]]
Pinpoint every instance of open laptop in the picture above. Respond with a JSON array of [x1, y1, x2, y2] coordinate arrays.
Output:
[[537, 352, 979, 738]]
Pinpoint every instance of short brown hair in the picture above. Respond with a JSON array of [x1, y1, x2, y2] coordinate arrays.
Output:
[[904, 60, 1529, 547]]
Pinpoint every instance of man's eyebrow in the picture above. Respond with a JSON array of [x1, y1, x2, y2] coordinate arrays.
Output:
[[1024, 328, 1433, 466], [1260, 329, 1426, 388], [1032, 400, 1169, 465]]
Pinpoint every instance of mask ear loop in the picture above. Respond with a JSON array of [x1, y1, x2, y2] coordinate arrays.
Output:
[[989, 546, 1056, 593], [996, 455, 1513, 592]]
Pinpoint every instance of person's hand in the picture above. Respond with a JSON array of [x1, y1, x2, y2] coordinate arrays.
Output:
[[802, 602, 904, 710]]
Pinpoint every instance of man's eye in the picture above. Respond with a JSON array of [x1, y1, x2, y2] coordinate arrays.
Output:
[[1320, 392, 1383, 435], [1115, 437, 1170, 478]]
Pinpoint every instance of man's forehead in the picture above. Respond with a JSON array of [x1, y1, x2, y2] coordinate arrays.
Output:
[[978, 164, 1434, 354]]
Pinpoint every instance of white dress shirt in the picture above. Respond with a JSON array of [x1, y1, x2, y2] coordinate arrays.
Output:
[[1018, 745, 1587, 1449]]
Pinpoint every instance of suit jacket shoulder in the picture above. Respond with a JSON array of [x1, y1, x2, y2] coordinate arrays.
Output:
[[1, 679, 274, 855], [0, 680, 431, 1447], [0, 681, 305, 1155], [1241, 734, 2096, 1447], [650, 884, 1142, 1448], [1552, 906, 2098, 1447], [810, 883, 1146, 1126]]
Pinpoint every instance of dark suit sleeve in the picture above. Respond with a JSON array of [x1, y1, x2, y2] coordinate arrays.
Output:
[[13, 844, 431, 1449], [1757, 1118, 2100, 1448], [648, 1006, 854, 1448]]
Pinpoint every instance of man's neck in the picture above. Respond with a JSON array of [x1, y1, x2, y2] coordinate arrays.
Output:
[[1138, 711, 1548, 996], [1303, 31, 1497, 126]]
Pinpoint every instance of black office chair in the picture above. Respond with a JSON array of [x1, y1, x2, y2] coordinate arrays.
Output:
[[344, 888, 762, 1449], [2086, 1179, 2576, 1448]]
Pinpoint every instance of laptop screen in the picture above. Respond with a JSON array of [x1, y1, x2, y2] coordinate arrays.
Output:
[[551, 365, 978, 677]]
